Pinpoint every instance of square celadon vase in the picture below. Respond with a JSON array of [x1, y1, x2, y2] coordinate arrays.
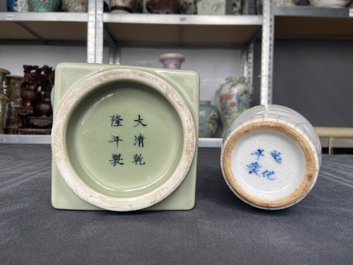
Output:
[[51, 63, 199, 211]]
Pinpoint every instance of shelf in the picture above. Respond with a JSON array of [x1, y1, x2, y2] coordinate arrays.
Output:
[[199, 138, 222, 148], [0, 12, 88, 44], [0, 135, 51, 144], [103, 14, 262, 47], [0, 134, 219, 147], [3, 7, 352, 43], [274, 6, 353, 40]]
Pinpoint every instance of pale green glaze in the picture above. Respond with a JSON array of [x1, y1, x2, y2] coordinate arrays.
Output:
[[66, 83, 183, 198]]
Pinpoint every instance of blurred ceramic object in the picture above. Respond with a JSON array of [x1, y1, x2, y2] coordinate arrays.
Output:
[[308, 0, 349, 7], [0, 68, 11, 134], [146, 0, 177, 13], [256, 0, 298, 14], [199, 100, 219, 138], [28, 0, 62, 12], [274, 0, 299, 5], [110, 0, 143, 13], [104, 0, 111, 11], [196, 0, 226, 15], [160, 53, 185, 69], [5, 75, 23, 108], [5, 75, 23, 132], [230, 0, 242, 15], [178, 0, 197, 14], [7, 0, 17, 11], [7, 0, 28, 12], [216, 76, 252, 133], [62, 0, 88, 12]]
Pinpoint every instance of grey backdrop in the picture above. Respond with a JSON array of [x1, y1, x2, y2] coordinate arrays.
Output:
[[253, 40, 353, 127]]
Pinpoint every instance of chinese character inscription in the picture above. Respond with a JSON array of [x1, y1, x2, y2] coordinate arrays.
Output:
[[246, 149, 282, 181], [108, 114, 148, 167]]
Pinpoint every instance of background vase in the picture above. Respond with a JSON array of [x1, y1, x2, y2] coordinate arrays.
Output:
[[215, 76, 252, 134], [256, 0, 298, 14], [5, 75, 23, 132], [196, 0, 226, 15], [5, 75, 23, 107], [110, 0, 143, 13], [178, 0, 197, 14], [145, 0, 177, 14], [159, 53, 185, 69], [199, 100, 219, 138], [7, 0, 28, 12], [7, 0, 17, 11], [28, 0, 62, 12], [0, 68, 11, 134], [62, 0, 88, 12]]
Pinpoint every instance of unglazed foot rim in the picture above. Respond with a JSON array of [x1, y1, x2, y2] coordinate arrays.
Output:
[[52, 68, 196, 211]]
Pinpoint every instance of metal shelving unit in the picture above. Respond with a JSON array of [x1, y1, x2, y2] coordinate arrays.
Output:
[[0, 12, 89, 44], [271, 4, 353, 151], [274, 5, 353, 40], [0, 135, 51, 144], [1, 1, 352, 147], [0, 0, 263, 146], [102, 11, 263, 148], [103, 13, 262, 46], [0, 0, 98, 144]]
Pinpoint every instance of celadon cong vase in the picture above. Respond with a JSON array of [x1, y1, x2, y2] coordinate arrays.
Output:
[[51, 63, 199, 212]]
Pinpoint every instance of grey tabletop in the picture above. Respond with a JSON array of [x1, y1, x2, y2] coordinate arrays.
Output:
[[1, 144, 353, 265]]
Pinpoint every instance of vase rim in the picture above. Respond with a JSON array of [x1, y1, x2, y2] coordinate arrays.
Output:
[[5, 74, 23, 79], [0, 68, 11, 75], [159, 53, 185, 61]]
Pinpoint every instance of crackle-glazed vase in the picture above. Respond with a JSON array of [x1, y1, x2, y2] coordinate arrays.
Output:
[[221, 104, 322, 210]]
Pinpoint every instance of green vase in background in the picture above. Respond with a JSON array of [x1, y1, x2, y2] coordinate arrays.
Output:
[[199, 100, 219, 138], [0, 68, 11, 134], [28, 0, 62, 12]]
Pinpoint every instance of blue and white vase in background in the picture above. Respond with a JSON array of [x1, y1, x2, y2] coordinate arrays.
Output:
[[7, 0, 16, 11], [199, 100, 219, 138], [7, 0, 28, 12], [215, 76, 252, 134]]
